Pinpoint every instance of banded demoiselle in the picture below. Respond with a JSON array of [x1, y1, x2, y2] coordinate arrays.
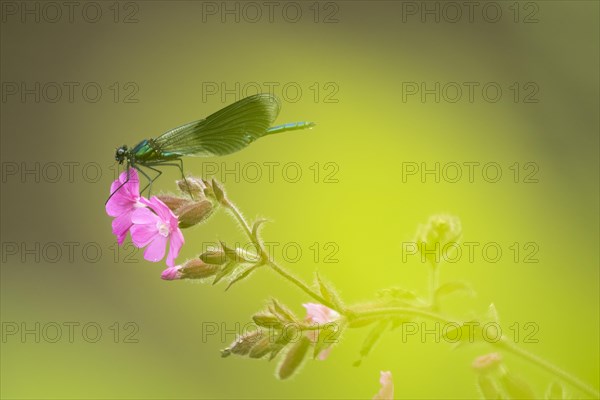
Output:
[[108, 93, 315, 202]]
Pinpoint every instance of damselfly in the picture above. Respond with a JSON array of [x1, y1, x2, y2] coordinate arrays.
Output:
[[108, 93, 315, 202]]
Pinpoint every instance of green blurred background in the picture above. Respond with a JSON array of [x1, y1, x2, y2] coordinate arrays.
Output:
[[1, 1, 598, 398]]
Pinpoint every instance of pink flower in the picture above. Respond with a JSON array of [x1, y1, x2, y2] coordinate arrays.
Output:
[[302, 303, 341, 360], [161, 265, 182, 280], [105, 169, 144, 245], [373, 371, 394, 400], [130, 196, 184, 267]]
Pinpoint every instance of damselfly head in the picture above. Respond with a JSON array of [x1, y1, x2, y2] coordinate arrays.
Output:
[[115, 145, 128, 164]]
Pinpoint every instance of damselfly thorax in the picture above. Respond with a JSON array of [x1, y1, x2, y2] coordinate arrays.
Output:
[[107, 94, 315, 204]]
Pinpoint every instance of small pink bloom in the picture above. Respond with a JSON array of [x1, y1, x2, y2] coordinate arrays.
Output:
[[302, 303, 341, 360], [130, 196, 184, 267], [105, 169, 143, 245], [161, 265, 182, 280], [303, 303, 341, 325], [373, 371, 394, 400], [472, 352, 503, 372]]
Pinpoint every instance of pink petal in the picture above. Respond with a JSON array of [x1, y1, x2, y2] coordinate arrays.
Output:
[[166, 228, 185, 267], [143, 235, 168, 263], [130, 223, 157, 248], [131, 207, 157, 225], [373, 371, 394, 400], [122, 169, 140, 194], [111, 211, 134, 245], [317, 347, 333, 360], [161, 266, 181, 280], [146, 196, 176, 222], [105, 194, 130, 217], [303, 303, 340, 324], [106, 170, 141, 217]]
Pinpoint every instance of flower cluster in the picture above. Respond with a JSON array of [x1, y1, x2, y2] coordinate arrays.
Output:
[[105, 173, 596, 400], [221, 300, 343, 380], [414, 214, 462, 266], [105, 170, 217, 268]]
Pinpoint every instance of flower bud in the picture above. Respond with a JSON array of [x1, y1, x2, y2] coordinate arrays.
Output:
[[253, 312, 283, 328], [177, 177, 207, 198], [199, 249, 227, 265], [249, 335, 278, 359], [277, 336, 311, 380], [161, 265, 182, 280], [178, 258, 220, 280], [156, 194, 193, 213], [221, 329, 264, 357], [210, 178, 228, 205], [176, 199, 214, 229], [415, 214, 462, 265]]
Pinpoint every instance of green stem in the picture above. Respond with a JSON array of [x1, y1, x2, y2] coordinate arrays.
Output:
[[429, 262, 440, 311], [353, 306, 599, 398], [223, 198, 343, 315], [495, 336, 599, 399], [267, 259, 341, 314], [353, 306, 455, 325], [223, 199, 254, 245], [221, 192, 598, 398]]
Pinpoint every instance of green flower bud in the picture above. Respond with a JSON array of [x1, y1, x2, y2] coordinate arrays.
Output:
[[414, 214, 462, 265], [277, 336, 311, 380], [176, 199, 214, 229], [199, 249, 228, 265], [176, 177, 207, 198], [179, 258, 220, 280], [156, 194, 193, 213], [221, 329, 264, 358], [253, 312, 283, 329]]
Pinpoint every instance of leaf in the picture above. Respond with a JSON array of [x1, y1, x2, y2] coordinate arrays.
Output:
[[313, 321, 344, 359], [269, 299, 298, 324], [212, 260, 239, 285], [277, 336, 311, 380], [545, 382, 566, 400], [434, 281, 475, 300], [353, 319, 389, 366], [220, 241, 241, 261], [315, 273, 343, 309], [225, 263, 261, 290], [500, 372, 536, 399], [252, 218, 269, 239]]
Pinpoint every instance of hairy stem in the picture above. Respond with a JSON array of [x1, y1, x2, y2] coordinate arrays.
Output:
[[429, 262, 440, 311], [223, 198, 344, 315], [353, 306, 455, 325], [220, 193, 597, 398], [353, 306, 599, 398], [496, 336, 599, 398], [267, 259, 341, 313]]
